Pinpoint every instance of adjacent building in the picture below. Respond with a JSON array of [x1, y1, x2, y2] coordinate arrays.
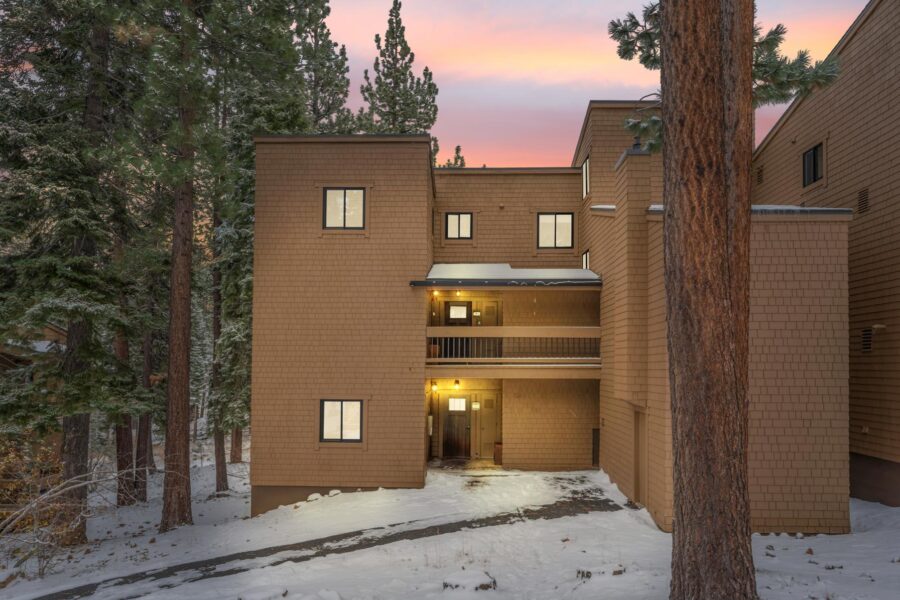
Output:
[[752, 0, 899, 506], [251, 97, 852, 533]]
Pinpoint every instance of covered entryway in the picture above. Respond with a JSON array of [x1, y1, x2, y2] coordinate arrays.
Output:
[[428, 379, 503, 464]]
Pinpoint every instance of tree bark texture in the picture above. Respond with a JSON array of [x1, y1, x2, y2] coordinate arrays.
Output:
[[660, 0, 758, 598], [160, 1, 197, 531], [230, 427, 243, 463]]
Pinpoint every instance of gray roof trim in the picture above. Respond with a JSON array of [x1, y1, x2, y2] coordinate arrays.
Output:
[[646, 204, 854, 215], [410, 278, 603, 288]]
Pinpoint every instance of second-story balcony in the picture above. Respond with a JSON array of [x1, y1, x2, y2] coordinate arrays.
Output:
[[426, 326, 601, 365], [412, 263, 603, 379]]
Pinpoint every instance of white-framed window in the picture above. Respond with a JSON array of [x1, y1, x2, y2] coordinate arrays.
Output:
[[448, 397, 466, 412], [320, 399, 362, 442], [445, 212, 472, 239], [323, 188, 365, 229], [537, 213, 573, 249], [582, 249, 590, 270], [582, 157, 590, 198]]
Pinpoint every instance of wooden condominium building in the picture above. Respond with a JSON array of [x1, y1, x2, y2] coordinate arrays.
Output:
[[752, 0, 899, 507], [251, 99, 853, 533]]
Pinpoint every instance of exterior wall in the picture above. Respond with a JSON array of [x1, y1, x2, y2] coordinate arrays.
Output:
[[502, 379, 599, 470], [751, 0, 900, 486], [251, 137, 432, 514], [747, 217, 850, 532], [587, 139, 849, 533], [580, 148, 663, 510], [500, 290, 600, 326], [432, 170, 581, 268]]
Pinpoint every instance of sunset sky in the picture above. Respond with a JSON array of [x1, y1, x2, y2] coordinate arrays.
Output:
[[328, 0, 869, 166]]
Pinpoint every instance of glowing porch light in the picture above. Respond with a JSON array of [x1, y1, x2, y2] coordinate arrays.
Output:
[[453, 379, 460, 390]]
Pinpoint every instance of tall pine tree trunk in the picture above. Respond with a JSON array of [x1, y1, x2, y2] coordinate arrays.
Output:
[[212, 207, 228, 492], [113, 237, 135, 507], [661, 0, 758, 598], [58, 16, 111, 547], [59, 321, 92, 546], [160, 0, 197, 531], [134, 330, 154, 502], [230, 428, 242, 463]]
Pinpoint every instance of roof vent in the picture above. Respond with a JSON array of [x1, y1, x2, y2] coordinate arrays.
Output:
[[857, 188, 870, 214], [862, 327, 873, 353]]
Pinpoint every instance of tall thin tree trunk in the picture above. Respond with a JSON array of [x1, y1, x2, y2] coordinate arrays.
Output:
[[60, 321, 92, 546], [58, 16, 111, 547], [114, 416, 134, 505], [212, 206, 228, 492], [230, 427, 242, 463], [134, 331, 154, 502], [160, 0, 197, 532], [661, 0, 758, 599], [113, 237, 135, 507]]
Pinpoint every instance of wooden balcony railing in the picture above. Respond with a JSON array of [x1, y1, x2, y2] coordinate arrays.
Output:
[[426, 326, 601, 365]]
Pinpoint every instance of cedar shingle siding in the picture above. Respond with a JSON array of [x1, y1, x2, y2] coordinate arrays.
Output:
[[751, 0, 899, 506]]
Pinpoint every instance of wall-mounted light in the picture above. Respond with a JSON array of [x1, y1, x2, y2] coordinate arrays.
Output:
[[456, 290, 461, 297], [432, 290, 439, 297], [431, 380, 438, 392], [453, 379, 460, 390]]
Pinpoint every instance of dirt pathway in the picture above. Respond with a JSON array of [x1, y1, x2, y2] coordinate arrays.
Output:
[[32, 478, 622, 600]]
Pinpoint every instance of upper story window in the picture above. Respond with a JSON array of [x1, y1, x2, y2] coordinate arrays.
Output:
[[582, 157, 591, 198], [445, 212, 472, 239], [802, 144, 823, 187], [582, 250, 591, 270], [538, 213, 573, 249], [320, 399, 362, 442], [324, 188, 365, 229]]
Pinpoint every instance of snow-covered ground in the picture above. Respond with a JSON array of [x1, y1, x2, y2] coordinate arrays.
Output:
[[4, 447, 900, 600]]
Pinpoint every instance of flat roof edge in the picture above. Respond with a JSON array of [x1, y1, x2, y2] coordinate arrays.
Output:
[[254, 134, 432, 144], [646, 204, 853, 217], [434, 167, 579, 175], [410, 279, 602, 288]]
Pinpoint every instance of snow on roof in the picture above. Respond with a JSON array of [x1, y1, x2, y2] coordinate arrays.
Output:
[[647, 204, 853, 215], [413, 263, 601, 287]]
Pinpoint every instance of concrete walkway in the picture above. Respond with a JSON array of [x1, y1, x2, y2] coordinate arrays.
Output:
[[32, 476, 622, 600]]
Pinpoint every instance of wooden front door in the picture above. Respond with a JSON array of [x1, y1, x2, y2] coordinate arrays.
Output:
[[443, 396, 469, 458]]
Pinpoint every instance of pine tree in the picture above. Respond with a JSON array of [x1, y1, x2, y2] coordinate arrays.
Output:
[[661, 1, 758, 597], [0, 0, 146, 543], [358, 0, 438, 134], [295, 0, 353, 133], [441, 145, 466, 168], [608, 1, 839, 150]]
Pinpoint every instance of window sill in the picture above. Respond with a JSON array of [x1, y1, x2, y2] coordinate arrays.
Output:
[[801, 178, 827, 196], [318, 229, 369, 238]]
